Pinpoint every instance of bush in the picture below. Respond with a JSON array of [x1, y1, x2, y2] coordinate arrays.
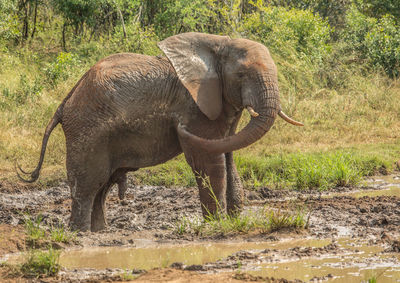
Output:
[[342, 6, 377, 55], [240, 5, 331, 62], [365, 15, 400, 77], [45, 52, 80, 86], [342, 7, 400, 77]]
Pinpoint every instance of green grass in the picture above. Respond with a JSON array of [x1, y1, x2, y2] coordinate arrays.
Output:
[[174, 207, 307, 237], [2, 247, 61, 278], [24, 214, 76, 247], [132, 146, 397, 191], [50, 225, 77, 244], [175, 180, 307, 237], [19, 248, 61, 278]]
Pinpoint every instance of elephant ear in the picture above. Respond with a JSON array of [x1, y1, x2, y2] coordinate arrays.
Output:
[[158, 32, 229, 120]]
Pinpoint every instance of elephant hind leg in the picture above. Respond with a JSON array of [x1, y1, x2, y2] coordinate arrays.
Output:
[[91, 168, 138, 232], [91, 180, 113, 232]]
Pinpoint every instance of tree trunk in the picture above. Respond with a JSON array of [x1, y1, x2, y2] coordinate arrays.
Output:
[[62, 23, 67, 51], [31, 0, 38, 39], [22, 0, 30, 41], [114, 1, 126, 39]]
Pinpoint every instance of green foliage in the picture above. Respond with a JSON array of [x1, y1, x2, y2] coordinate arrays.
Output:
[[135, 156, 196, 187], [265, 209, 306, 232], [342, 6, 400, 77], [365, 15, 400, 77], [269, 0, 351, 31], [0, 1, 20, 43], [153, 0, 225, 37], [50, 225, 77, 243], [45, 52, 80, 86], [52, 0, 107, 29], [19, 248, 61, 277], [240, 5, 331, 61], [342, 6, 377, 54], [354, 0, 400, 20], [174, 180, 307, 237]]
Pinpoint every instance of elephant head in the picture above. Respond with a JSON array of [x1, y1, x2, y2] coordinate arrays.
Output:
[[159, 32, 302, 154]]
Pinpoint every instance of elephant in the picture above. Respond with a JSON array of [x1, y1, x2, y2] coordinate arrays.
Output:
[[17, 32, 303, 232]]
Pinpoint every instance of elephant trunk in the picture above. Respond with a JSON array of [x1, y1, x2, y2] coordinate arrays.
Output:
[[177, 75, 280, 154]]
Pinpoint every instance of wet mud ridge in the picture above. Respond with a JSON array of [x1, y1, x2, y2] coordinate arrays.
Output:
[[0, 175, 400, 281]]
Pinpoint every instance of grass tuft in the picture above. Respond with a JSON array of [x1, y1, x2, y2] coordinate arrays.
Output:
[[174, 179, 307, 237], [24, 214, 76, 247], [19, 248, 61, 278]]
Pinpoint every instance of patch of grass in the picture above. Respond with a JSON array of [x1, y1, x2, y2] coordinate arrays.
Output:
[[50, 225, 76, 244], [235, 149, 393, 191], [119, 270, 139, 281], [24, 214, 76, 247], [24, 215, 45, 246], [264, 209, 306, 232], [174, 179, 307, 237], [19, 248, 61, 278], [174, 207, 307, 237]]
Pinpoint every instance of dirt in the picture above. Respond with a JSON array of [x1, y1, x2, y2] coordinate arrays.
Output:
[[0, 175, 399, 282]]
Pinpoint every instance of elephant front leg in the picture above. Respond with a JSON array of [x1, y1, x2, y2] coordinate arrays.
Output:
[[225, 152, 243, 215], [184, 151, 227, 216]]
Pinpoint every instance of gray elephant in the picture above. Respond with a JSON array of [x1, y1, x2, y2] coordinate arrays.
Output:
[[17, 32, 303, 232]]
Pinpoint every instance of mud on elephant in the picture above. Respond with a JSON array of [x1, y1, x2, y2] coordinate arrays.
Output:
[[17, 32, 303, 232]]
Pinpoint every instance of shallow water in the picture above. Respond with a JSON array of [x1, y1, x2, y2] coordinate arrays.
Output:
[[354, 175, 400, 198], [248, 239, 400, 282], [60, 238, 330, 270], [59, 237, 400, 282]]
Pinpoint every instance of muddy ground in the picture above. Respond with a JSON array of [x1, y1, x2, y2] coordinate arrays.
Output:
[[0, 175, 399, 282]]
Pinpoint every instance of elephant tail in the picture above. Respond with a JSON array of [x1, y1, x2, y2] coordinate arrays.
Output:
[[16, 70, 89, 183], [15, 104, 63, 183]]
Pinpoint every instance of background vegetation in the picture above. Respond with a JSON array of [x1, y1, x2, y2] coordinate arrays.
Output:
[[0, 0, 399, 190]]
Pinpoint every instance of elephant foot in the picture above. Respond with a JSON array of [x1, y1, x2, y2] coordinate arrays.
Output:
[[69, 198, 93, 232], [69, 216, 91, 232]]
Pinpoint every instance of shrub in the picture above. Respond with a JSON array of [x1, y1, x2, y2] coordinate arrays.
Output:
[[365, 15, 400, 77], [342, 5, 377, 55], [240, 5, 331, 62], [45, 52, 79, 86]]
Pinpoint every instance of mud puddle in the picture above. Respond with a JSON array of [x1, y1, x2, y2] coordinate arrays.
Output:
[[59, 238, 330, 270], [351, 175, 400, 198], [58, 237, 400, 282], [248, 238, 400, 282]]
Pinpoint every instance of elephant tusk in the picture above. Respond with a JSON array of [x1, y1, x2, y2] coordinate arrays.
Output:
[[278, 110, 304, 126], [246, 106, 259, 117]]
